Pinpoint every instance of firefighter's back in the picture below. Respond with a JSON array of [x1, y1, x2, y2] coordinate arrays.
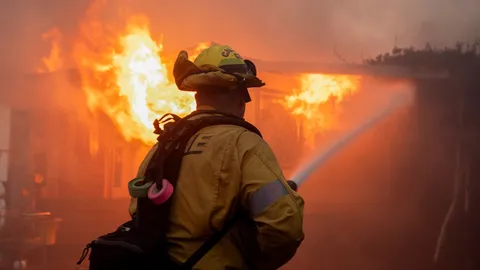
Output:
[[167, 120, 255, 269]]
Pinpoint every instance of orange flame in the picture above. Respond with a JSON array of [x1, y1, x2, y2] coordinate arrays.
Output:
[[74, 15, 198, 145], [41, 1, 360, 150], [283, 74, 361, 146], [37, 27, 64, 73]]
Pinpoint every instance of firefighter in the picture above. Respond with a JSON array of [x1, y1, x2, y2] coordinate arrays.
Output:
[[129, 44, 305, 269]]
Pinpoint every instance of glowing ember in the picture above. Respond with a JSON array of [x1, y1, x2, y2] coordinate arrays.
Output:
[[283, 74, 361, 146], [74, 15, 197, 145]]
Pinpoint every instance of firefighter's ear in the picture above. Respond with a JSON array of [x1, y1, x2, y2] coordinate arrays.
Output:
[[244, 59, 257, 76]]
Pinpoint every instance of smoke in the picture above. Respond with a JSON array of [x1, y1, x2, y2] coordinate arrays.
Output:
[[291, 77, 415, 178], [287, 79, 419, 270], [0, 0, 479, 73]]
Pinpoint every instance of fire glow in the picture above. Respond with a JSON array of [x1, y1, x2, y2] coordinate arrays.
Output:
[[282, 74, 361, 146], [37, 6, 362, 148]]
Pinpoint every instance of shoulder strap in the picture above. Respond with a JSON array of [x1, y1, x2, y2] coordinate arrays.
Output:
[[144, 113, 261, 268], [147, 114, 261, 180], [182, 214, 239, 269]]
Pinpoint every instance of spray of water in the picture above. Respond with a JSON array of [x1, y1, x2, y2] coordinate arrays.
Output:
[[292, 93, 410, 186]]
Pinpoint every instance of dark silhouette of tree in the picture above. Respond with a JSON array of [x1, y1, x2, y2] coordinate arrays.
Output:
[[365, 41, 480, 74]]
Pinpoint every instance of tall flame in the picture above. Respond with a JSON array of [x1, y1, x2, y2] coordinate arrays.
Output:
[[38, 1, 362, 149], [74, 16, 196, 145], [283, 74, 361, 146]]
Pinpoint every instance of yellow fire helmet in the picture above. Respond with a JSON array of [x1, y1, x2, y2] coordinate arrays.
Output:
[[173, 44, 265, 97]]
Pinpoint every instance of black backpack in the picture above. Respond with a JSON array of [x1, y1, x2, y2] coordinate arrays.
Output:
[[77, 111, 262, 270]]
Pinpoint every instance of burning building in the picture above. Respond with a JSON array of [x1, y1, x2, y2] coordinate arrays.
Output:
[[0, 9, 449, 207], [0, 3, 453, 268], [1, 13, 389, 203]]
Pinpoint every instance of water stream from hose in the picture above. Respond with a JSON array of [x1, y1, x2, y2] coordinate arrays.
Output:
[[292, 94, 409, 186]]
